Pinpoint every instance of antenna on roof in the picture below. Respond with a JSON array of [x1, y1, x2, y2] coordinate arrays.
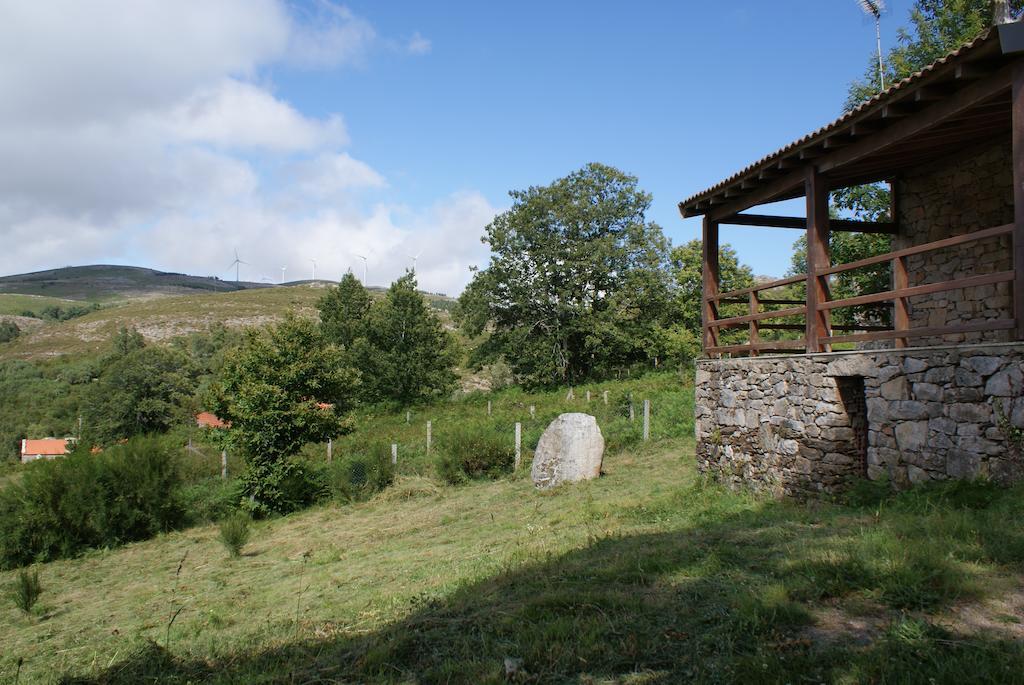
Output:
[[856, 0, 887, 92]]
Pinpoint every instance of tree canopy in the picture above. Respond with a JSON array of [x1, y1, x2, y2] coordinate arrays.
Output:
[[456, 163, 673, 386]]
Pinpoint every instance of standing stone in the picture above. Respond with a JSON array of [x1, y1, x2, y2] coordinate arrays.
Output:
[[531, 413, 604, 489]]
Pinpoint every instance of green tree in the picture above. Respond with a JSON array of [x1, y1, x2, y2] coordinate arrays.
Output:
[[353, 272, 458, 405], [207, 316, 358, 514], [82, 346, 194, 445], [318, 272, 371, 348], [457, 163, 672, 386]]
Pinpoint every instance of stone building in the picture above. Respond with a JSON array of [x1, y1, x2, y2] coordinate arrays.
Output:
[[679, 21, 1024, 497]]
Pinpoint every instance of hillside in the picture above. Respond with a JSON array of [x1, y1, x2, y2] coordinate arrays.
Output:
[[0, 278, 456, 361], [2, 437, 1023, 681], [0, 265, 268, 302]]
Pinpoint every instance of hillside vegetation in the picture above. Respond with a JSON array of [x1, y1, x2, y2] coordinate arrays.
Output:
[[0, 265, 259, 302], [2, 396, 1023, 682]]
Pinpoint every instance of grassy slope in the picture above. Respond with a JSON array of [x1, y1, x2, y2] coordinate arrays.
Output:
[[0, 294, 82, 317], [0, 283, 455, 361], [0, 265, 256, 302], [1, 378, 1023, 683]]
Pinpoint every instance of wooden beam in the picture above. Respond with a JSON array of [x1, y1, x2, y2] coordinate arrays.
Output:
[[720, 213, 897, 233], [818, 270, 1015, 311], [823, 319, 1016, 345], [1013, 60, 1024, 340], [805, 168, 831, 352], [702, 217, 720, 354]]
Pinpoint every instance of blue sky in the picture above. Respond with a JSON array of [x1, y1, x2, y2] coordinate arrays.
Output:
[[271, 0, 915, 278], [0, 1, 916, 291]]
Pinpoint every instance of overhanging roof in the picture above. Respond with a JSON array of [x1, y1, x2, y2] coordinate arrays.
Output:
[[679, 21, 1024, 220]]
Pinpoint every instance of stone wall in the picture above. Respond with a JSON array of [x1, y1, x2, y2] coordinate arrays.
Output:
[[695, 344, 1024, 498], [893, 137, 1014, 345]]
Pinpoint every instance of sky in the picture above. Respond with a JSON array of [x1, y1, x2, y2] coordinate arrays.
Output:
[[0, 0, 918, 294]]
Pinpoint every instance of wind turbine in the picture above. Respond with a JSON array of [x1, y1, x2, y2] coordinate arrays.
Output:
[[227, 249, 249, 283], [354, 253, 368, 284], [310, 259, 317, 286], [407, 249, 423, 272], [856, 0, 886, 92], [280, 265, 287, 285]]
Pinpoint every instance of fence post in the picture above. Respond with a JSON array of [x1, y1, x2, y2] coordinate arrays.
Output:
[[603, 390, 609, 405], [585, 390, 591, 403], [221, 450, 227, 479], [514, 422, 522, 471], [426, 420, 432, 455], [406, 410, 411, 425], [566, 388, 574, 401], [629, 398, 635, 423], [643, 400, 651, 441], [487, 400, 492, 416], [327, 438, 333, 463], [529, 405, 535, 419], [391, 443, 398, 465]]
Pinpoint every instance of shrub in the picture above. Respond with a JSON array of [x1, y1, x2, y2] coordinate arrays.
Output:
[[0, 436, 185, 569], [434, 422, 515, 484], [10, 568, 42, 613], [0, 319, 20, 343], [239, 458, 327, 518], [179, 478, 243, 525], [325, 446, 395, 502], [218, 513, 251, 558]]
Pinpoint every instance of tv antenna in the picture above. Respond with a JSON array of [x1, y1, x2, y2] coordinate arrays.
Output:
[[857, 0, 886, 92], [227, 249, 249, 282]]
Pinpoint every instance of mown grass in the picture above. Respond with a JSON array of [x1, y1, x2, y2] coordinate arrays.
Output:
[[0, 374, 1021, 683]]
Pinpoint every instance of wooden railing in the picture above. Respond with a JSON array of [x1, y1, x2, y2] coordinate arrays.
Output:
[[703, 223, 1015, 357]]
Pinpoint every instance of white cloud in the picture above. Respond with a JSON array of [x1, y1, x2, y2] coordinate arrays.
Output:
[[0, 1, 483, 297], [406, 32, 432, 56]]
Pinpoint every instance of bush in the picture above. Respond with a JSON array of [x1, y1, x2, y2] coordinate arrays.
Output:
[[239, 458, 327, 518], [218, 513, 251, 558], [325, 446, 395, 502], [434, 422, 515, 484], [10, 568, 42, 613], [0, 319, 20, 343], [179, 478, 243, 525], [0, 436, 185, 569]]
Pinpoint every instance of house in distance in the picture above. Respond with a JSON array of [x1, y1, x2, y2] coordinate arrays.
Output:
[[683, 19, 1024, 497], [21, 438, 73, 463]]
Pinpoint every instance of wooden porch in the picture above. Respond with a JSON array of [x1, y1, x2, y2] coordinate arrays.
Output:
[[681, 22, 1024, 358]]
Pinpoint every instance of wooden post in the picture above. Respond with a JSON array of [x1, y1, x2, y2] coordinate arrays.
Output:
[[643, 400, 651, 441], [893, 255, 910, 348], [514, 422, 522, 471], [529, 405, 535, 419], [602, 390, 609, 405], [426, 420, 432, 455], [702, 216, 721, 354], [566, 388, 574, 400], [585, 390, 591, 403], [487, 400, 492, 416], [805, 167, 832, 352], [406, 410, 411, 425], [391, 443, 398, 465], [629, 398, 635, 422], [221, 450, 227, 480], [1013, 62, 1024, 340], [327, 438, 333, 463], [748, 290, 760, 356]]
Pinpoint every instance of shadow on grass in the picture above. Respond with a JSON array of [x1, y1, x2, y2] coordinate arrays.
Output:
[[62, 488, 1024, 684]]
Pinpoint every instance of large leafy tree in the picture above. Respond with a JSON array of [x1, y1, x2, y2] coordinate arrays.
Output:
[[351, 272, 458, 405], [208, 316, 358, 514], [456, 163, 672, 386]]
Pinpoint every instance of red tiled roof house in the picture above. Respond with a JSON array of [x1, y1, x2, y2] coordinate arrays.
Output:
[[21, 438, 72, 463]]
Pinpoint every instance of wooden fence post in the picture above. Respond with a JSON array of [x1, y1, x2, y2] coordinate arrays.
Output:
[[529, 405, 536, 419], [602, 390, 609, 405], [514, 422, 522, 471], [643, 400, 651, 441], [327, 438, 333, 463], [585, 390, 591, 403], [487, 400, 492, 416], [391, 443, 398, 465], [406, 410, 411, 425], [426, 420, 432, 455], [221, 450, 227, 479]]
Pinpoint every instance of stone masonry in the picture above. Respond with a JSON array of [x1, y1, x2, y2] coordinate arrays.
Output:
[[894, 138, 1014, 346], [695, 343, 1024, 498]]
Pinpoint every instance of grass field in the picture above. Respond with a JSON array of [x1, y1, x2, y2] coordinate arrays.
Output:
[[0, 294, 84, 317], [2, 375, 1023, 684]]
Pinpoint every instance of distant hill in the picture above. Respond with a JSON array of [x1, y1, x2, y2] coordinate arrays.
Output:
[[0, 267, 458, 360], [0, 265, 268, 302]]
